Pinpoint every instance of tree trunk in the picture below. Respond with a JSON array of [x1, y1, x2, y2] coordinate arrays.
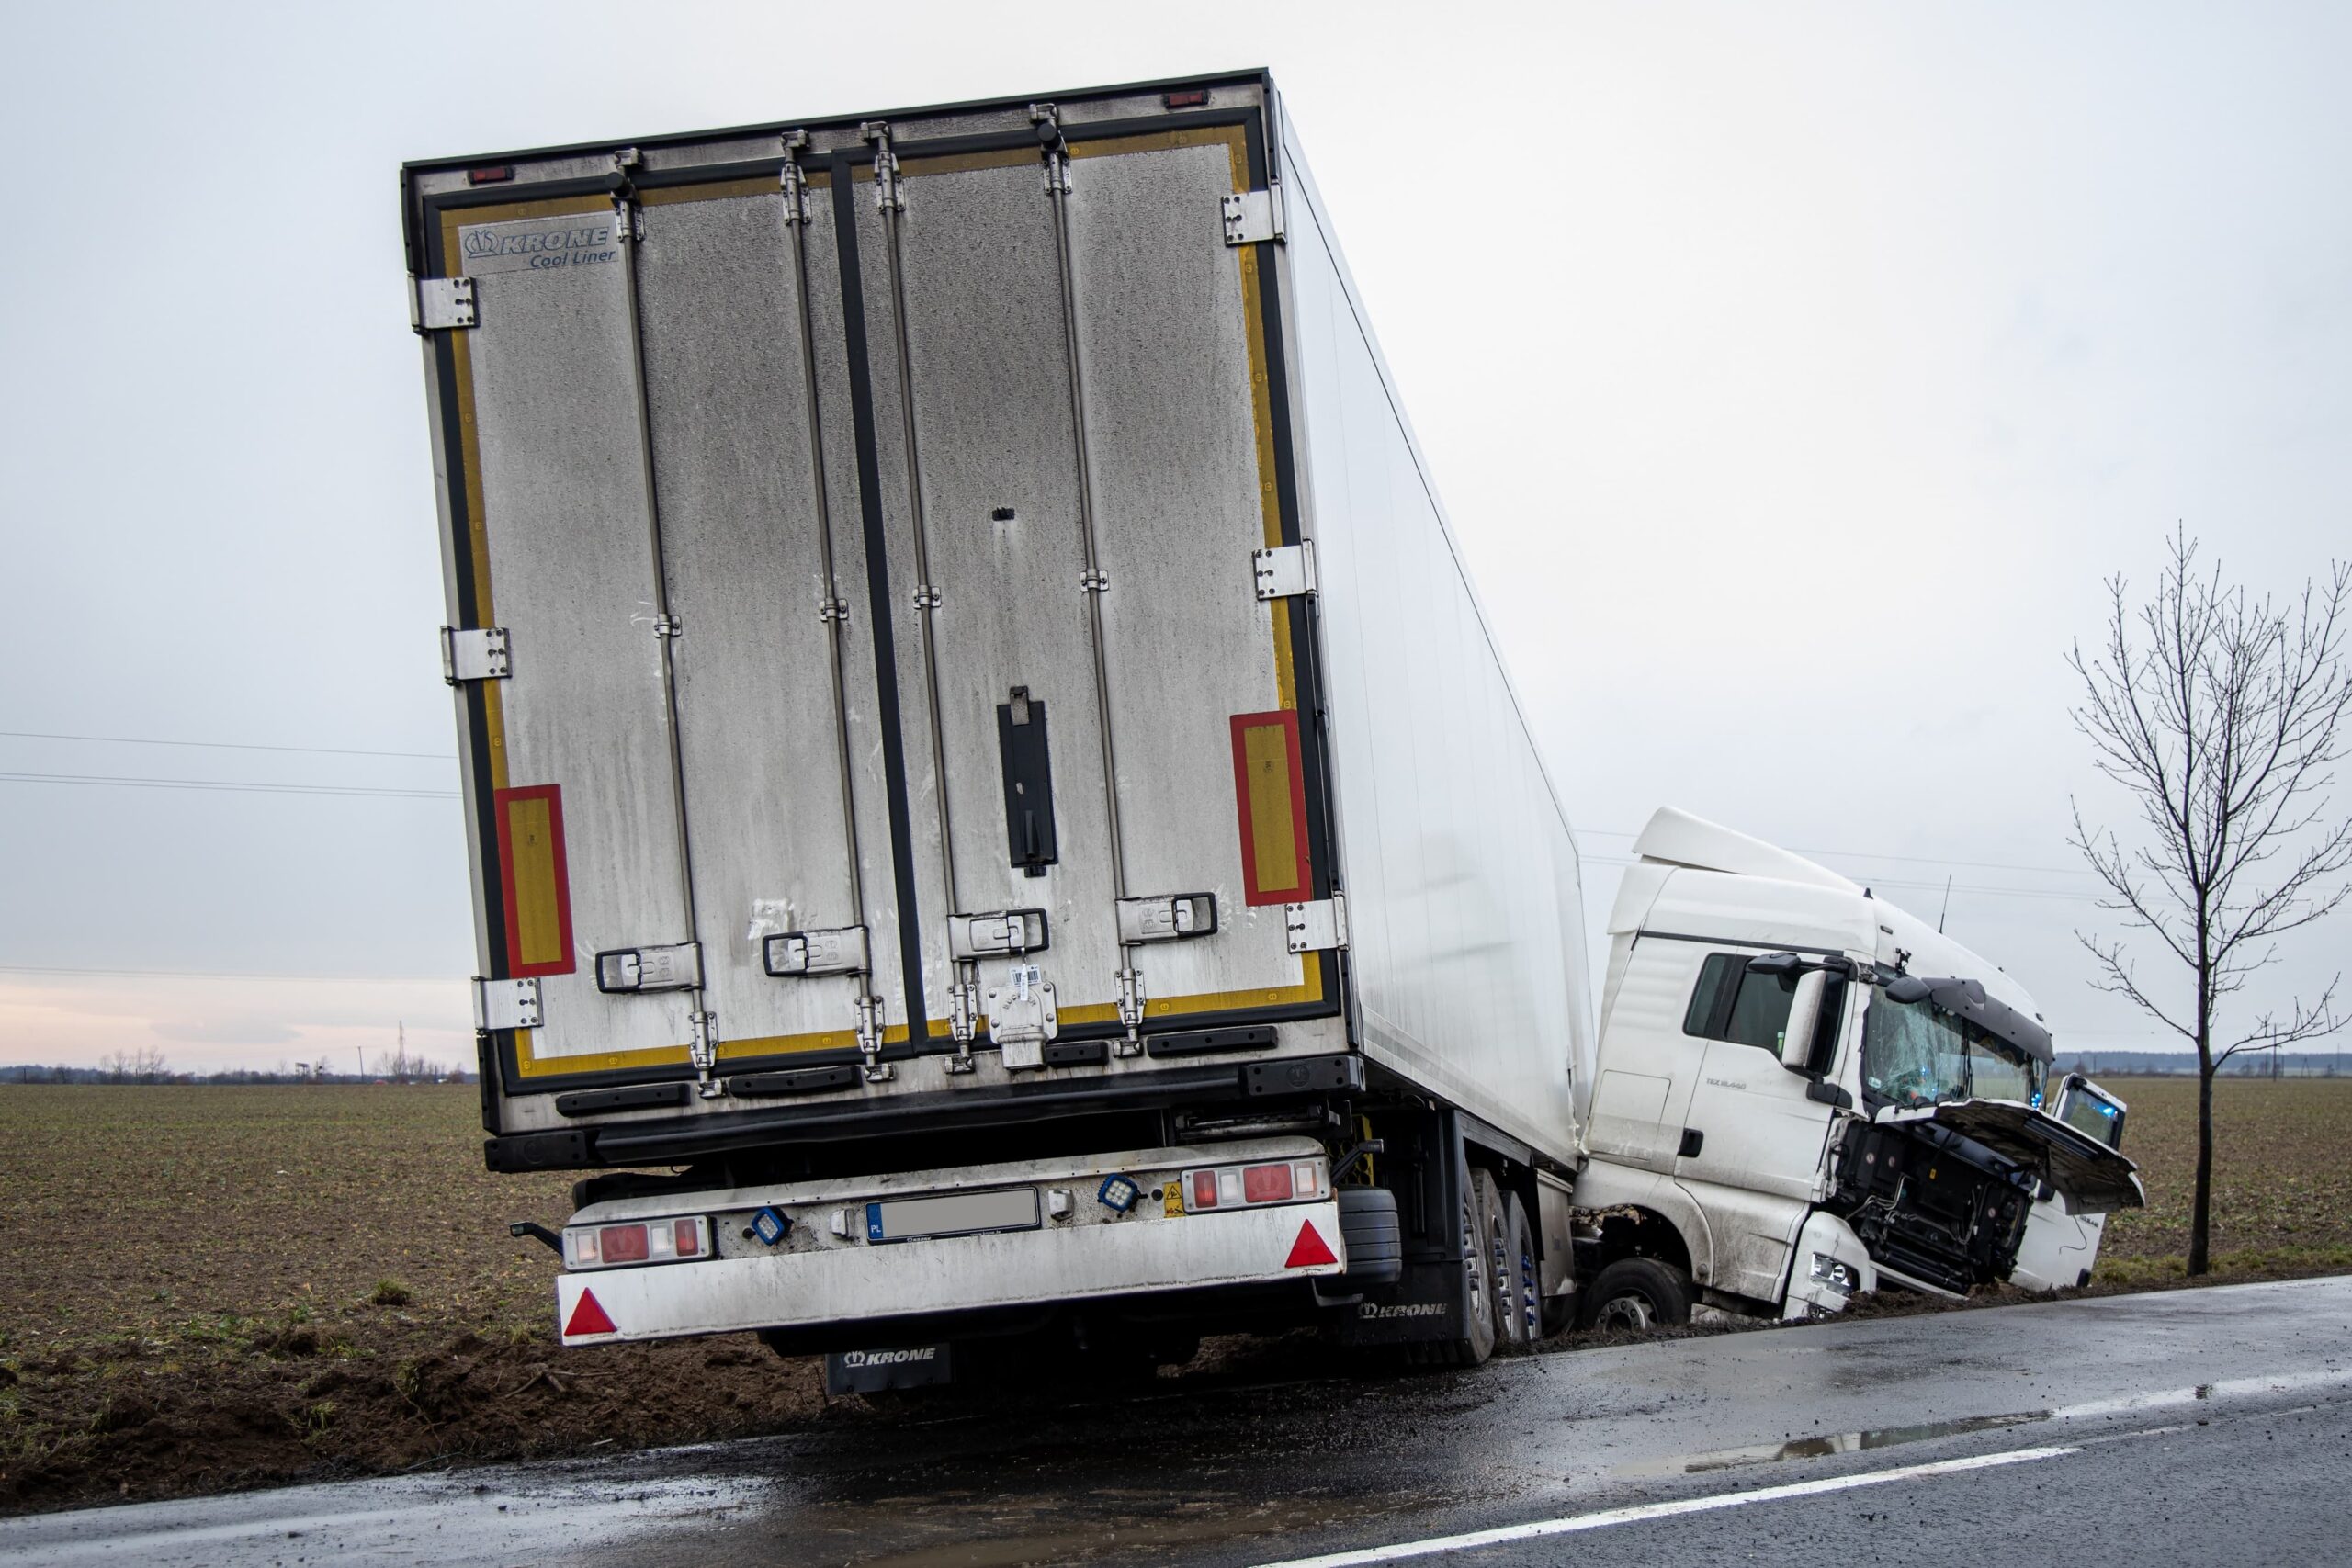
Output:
[[2189, 1055, 2214, 1277]]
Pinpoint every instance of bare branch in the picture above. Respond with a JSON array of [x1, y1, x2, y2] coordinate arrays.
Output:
[[2073, 931, 2197, 1042], [2215, 976, 2345, 1063]]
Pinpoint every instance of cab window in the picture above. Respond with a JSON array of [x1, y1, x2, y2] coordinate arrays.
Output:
[[1683, 952, 1845, 1073], [1861, 993, 2045, 1109]]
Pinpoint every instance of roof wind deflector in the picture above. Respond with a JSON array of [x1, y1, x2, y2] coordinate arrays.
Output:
[[1898, 976, 2053, 1065]]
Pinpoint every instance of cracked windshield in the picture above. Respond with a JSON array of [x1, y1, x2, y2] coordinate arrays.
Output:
[[1861, 992, 2041, 1109]]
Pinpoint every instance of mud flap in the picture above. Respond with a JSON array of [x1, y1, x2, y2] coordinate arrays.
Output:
[[1328, 1258, 1473, 1348], [825, 1345, 955, 1394]]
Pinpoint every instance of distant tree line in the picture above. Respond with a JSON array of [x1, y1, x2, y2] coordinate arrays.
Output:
[[2, 1057, 470, 1085], [2062, 1050, 2347, 1078]]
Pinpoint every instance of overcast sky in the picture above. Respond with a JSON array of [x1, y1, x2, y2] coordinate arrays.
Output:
[[4, 1, 2347, 1074]]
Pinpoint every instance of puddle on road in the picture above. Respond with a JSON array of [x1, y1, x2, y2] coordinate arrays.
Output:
[[1603, 1362, 2352, 1482], [664, 1486, 1437, 1568], [1610, 1411, 2048, 1478]]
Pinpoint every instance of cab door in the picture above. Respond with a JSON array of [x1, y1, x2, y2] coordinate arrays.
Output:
[[1673, 955, 1849, 1301]]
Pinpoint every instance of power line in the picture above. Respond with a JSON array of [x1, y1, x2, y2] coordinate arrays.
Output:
[[1577, 853, 2109, 906], [1573, 828, 2090, 879], [0, 772, 458, 801], [0, 729, 452, 761]]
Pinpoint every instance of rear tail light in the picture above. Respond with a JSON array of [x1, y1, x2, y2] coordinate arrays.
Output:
[[1243, 1164, 1293, 1202], [1180, 1159, 1329, 1213], [562, 1214, 712, 1269]]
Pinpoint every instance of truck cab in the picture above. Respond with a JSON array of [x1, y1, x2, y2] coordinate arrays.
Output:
[[1572, 808, 2142, 1326]]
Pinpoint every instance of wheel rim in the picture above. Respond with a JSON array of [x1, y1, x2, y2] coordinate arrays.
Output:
[[1487, 1217, 1517, 1341], [1594, 1292, 1655, 1332], [1462, 1195, 1489, 1326], [1518, 1244, 1540, 1339]]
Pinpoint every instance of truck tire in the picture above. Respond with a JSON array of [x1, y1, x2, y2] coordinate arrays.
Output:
[[1472, 1174, 1533, 1353], [1581, 1257, 1692, 1333], [1336, 1187, 1403, 1286], [1497, 1191, 1540, 1352], [1469, 1169, 1514, 1352], [1410, 1174, 1498, 1367]]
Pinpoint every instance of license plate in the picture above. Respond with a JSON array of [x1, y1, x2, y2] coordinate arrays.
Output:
[[865, 1187, 1040, 1243]]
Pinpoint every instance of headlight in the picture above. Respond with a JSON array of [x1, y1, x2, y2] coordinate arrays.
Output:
[[1809, 1251, 1860, 1295]]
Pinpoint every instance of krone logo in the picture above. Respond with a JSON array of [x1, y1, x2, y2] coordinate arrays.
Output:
[[462, 223, 614, 259]]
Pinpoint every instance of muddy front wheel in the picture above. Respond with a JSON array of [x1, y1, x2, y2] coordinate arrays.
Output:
[[1580, 1257, 1692, 1333]]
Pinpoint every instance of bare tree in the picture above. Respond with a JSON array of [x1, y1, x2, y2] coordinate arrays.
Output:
[[96, 1045, 169, 1084], [2068, 531, 2352, 1274]]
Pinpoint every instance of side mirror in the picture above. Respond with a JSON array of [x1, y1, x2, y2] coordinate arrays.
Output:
[[1883, 975, 1931, 1005], [1747, 952, 1804, 977], [1780, 970, 1826, 1072]]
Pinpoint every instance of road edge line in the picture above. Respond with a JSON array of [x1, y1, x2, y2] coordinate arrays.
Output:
[[1246, 1443, 2083, 1567]]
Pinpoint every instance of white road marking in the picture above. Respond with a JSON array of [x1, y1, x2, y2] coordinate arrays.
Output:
[[1246, 1445, 2081, 1567]]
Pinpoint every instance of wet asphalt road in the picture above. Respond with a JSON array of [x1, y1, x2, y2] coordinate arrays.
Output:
[[6, 1275, 2349, 1568]]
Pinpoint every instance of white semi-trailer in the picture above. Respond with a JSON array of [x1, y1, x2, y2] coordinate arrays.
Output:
[[403, 73, 2141, 1376], [403, 71, 1589, 1370], [1571, 809, 2143, 1329]]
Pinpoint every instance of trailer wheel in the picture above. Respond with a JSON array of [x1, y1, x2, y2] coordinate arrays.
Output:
[[1496, 1190, 1540, 1352], [1580, 1257, 1692, 1334], [1469, 1170, 1534, 1352]]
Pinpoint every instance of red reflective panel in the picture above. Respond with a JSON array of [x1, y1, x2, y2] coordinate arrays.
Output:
[[1192, 1169, 1221, 1210], [598, 1224, 650, 1263], [673, 1218, 701, 1256], [1243, 1164, 1294, 1203]]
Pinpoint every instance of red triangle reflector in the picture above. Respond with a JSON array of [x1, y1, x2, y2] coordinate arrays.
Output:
[[565, 1287, 616, 1337], [1284, 1217, 1338, 1269]]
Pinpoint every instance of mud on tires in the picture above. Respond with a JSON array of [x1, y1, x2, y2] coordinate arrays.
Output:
[[1579, 1256, 1692, 1334]]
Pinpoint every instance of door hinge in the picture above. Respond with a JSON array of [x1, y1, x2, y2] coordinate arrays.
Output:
[[1117, 894, 1218, 944], [411, 276, 477, 333], [472, 976, 543, 1032], [1285, 892, 1350, 954], [948, 908, 1050, 960], [852, 993, 893, 1082], [440, 625, 510, 684], [863, 122, 905, 211], [986, 964, 1059, 1068], [779, 130, 812, 224], [1115, 966, 1147, 1032], [594, 942, 702, 994], [1252, 541, 1317, 601], [763, 925, 869, 978], [1220, 186, 1285, 246]]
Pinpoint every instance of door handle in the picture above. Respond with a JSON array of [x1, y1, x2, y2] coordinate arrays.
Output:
[[1678, 1127, 1704, 1159]]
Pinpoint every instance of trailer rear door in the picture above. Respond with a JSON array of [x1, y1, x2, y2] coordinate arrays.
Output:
[[417, 103, 1337, 1104]]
